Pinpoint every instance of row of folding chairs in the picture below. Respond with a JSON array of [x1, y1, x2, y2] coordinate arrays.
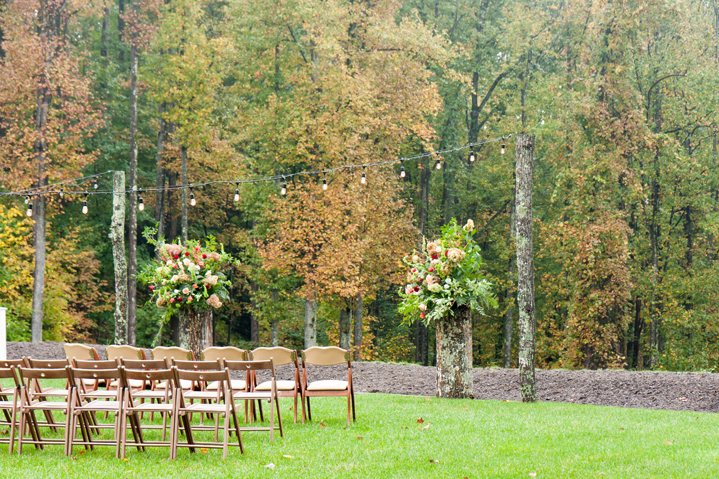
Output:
[[0, 356, 286, 459], [64, 344, 356, 426]]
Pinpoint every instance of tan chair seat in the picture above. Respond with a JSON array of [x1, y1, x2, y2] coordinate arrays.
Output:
[[155, 379, 193, 389], [28, 401, 70, 410], [36, 388, 69, 397], [183, 403, 229, 413], [132, 402, 173, 412], [306, 380, 348, 391], [255, 380, 296, 391], [82, 389, 118, 399], [82, 378, 106, 386], [184, 391, 221, 400], [132, 390, 167, 399], [206, 379, 245, 391], [109, 379, 146, 389], [80, 400, 123, 410]]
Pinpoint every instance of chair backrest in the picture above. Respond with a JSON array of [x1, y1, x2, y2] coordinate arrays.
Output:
[[120, 359, 168, 370], [172, 359, 222, 371], [151, 346, 194, 362], [69, 367, 121, 381], [302, 346, 350, 366], [64, 344, 99, 361], [19, 366, 71, 381], [0, 367, 19, 384], [74, 359, 119, 369], [106, 345, 146, 361], [201, 346, 246, 362], [250, 347, 296, 366], [27, 358, 70, 369], [0, 359, 26, 368], [225, 359, 275, 376], [122, 366, 176, 384], [175, 368, 230, 384]]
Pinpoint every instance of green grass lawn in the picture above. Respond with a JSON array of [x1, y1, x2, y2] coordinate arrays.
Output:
[[0, 392, 717, 478]]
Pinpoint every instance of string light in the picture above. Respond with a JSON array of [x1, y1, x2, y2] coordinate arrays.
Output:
[[59, 187, 64, 198], [322, 176, 328, 190], [280, 177, 287, 196], [82, 192, 89, 214], [400, 165, 406, 178], [501, 143, 506, 155], [234, 183, 240, 202], [26, 199, 33, 217], [435, 156, 442, 170], [468, 149, 476, 163], [138, 194, 144, 211], [93, 178, 98, 189], [360, 168, 367, 185], [189, 187, 196, 206]]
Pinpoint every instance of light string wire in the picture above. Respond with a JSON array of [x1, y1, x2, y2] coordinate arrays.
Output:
[[6, 170, 116, 197], [0, 135, 511, 198]]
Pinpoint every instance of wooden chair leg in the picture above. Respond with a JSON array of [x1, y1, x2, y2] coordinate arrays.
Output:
[[222, 412, 230, 460], [347, 393, 351, 426], [293, 392, 298, 424], [275, 396, 283, 438], [351, 389, 356, 422], [268, 399, 274, 442], [17, 409, 26, 455], [231, 410, 243, 454], [307, 396, 312, 421]]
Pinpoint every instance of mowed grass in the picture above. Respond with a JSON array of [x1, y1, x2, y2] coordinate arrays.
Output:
[[0, 391, 717, 478]]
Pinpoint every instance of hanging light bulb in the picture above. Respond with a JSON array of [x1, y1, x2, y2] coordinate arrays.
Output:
[[280, 178, 287, 196], [26, 200, 33, 217], [501, 143, 506, 155], [189, 187, 196, 206], [24, 196, 29, 204], [400, 165, 406, 178], [93, 178, 98, 189], [138, 194, 144, 211], [234, 183, 240, 202], [360, 168, 367, 185], [322, 176, 328, 191], [82, 192, 89, 215], [468, 148, 476, 163], [435, 156, 442, 170], [59, 187, 64, 198]]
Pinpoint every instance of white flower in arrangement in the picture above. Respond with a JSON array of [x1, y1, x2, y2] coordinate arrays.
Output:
[[428, 283, 442, 293], [166, 260, 174, 266], [182, 258, 193, 268], [156, 266, 164, 273], [444, 284, 450, 289], [171, 275, 179, 282], [445, 278, 452, 284], [412, 255, 420, 263]]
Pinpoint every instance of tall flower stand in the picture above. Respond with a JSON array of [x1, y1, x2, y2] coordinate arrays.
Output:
[[435, 304, 473, 399], [177, 309, 213, 359]]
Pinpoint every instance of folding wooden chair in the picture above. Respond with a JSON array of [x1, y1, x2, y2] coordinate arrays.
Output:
[[16, 366, 74, 455], [25, 358, 72, 432], [120, 359, 172, 431], [201, 347, 248, 392], [64, 344, 102, 392], [67, 366, 142, 457], [0, 360, 25, 428], [106, 345, 146, 361], [151, 347, 195, 391], [301, 346, 355, 425], [250, 347, 304, 423], [119, 366, 193, 459], [172, 359, 224, 430], [0, 367, 20, 452], [174, 367, 243, 459], [226, 360, 283, 441]]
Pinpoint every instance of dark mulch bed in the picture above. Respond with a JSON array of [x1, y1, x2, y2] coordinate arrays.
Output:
[[8, 342, 718, 413]]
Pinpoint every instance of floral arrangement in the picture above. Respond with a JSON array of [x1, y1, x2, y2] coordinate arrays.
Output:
[[138, 227, 236, 321], [398, 219, 496, 325]]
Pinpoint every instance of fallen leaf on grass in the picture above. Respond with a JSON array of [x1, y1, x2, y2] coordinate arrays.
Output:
[[79, 450, 86, 455], [424, 398, 432, 401], [320, 421, 326, 427], [356, 436, 363, 440], [264, 463, 275, 470], [0, 429, 8, 435], [619, 428, 624, 430], [429, 459, 439, 464], [122, 458, 129, 462], [529, 473, 537, 477], [419, 423, 431, 431], [665, 441, 673, 445], [200, 448, 209, 454], [462, 406, 468, 409], [283, 455, 293, 459], [417, 418, 425, 423]]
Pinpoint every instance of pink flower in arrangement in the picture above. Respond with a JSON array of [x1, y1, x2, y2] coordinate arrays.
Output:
[[177, 297, 183, 302], [187, 297, 193, 303], [420, 312, 425, 319], [428, 268, 434, 272], [193, 284, 199, 289], [174, 255, 180, 260], [182, 288, 190, 295], [411, 268, 417, 273], [173, 264, 178, 269], [202, 254, 207, 259], [419, 304, 427, 311], [432, 254, 438, 260], [149, 285, 154, 291], [185, 252, 190, 257], [414, 286, 420, 292], [195, 246, 201, 252], [405, 285, 414, 295], [170, 298, 175, 304]]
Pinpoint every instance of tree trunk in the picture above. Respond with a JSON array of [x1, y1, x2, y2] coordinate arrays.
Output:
[[111, 172, 128, 344], [515, 133, 536, 402], [304, 295, 317, 348], [126, 15, 139, 346], [30, 195, 45, 343], [177, 309, 213, 359], [435, 304, 473, 399], [100, 4, 110, 61], [416, 157, 431, 365], [180, 144, 188, 245], [155, 104, 167, 239], [339, 307, 351, 350], [118, 0, 125, 63], [271, 289, 279, 347], [250, 281, 259, 345], [353, 293, 363, 359]]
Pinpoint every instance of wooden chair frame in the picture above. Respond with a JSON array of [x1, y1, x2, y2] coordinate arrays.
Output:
[[301, 346, 355, 426], [0, 367, 20, 452], [226, 360, 283, 441], [250, 347, 304, 423]]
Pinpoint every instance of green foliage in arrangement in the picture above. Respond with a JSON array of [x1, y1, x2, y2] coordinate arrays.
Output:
[[0, 392, 717, 478], [399, 219, 496, 326]]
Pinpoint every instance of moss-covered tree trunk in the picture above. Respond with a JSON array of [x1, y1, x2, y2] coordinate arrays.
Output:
[[435, 304, 473, 399], [177, 309, 213, 359], [515, 133, 536, 402], [111, 171, 128, 344]]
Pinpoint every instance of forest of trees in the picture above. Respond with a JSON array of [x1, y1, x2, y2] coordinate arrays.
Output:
[[1, 0, 719, 372]]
